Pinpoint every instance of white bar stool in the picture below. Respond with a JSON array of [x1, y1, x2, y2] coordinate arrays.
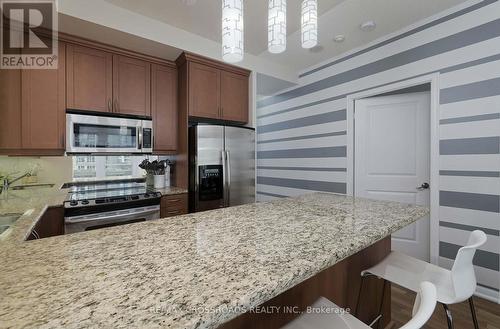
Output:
[[282, 281, 436, 329], [359, 230, 487, 329]]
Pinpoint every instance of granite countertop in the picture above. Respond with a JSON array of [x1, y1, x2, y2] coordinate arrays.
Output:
[[0, 192, 428, 329]]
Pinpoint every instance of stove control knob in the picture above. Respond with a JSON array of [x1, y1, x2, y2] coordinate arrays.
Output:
[[70, 200, 78, 206], [144, 193, 150, 198], [81, 200, 90, 205]]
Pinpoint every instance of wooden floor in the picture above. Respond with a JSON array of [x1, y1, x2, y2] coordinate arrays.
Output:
[[391, 285, 500, 329]]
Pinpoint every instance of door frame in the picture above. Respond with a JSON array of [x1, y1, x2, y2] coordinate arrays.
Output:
[[346, 73, 440, 265]]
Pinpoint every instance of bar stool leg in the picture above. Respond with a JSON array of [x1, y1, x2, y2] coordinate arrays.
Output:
[[355, 275, 366, 317], [469, 297, 480, 329], [376, 280, 387, 329], [442, 303, 454, 329]]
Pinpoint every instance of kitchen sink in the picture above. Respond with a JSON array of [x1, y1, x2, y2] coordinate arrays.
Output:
[[11, 183, 55, 190], [0, 213, 22, 235]]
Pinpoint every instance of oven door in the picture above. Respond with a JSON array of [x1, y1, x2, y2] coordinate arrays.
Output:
[[66, 113, 143, 154], [64, 205, 160, 234]]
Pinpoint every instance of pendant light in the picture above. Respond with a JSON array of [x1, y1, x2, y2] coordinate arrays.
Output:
[[268, 0, 286, 54], [301, 0, 318, 49], [222, 0, 244, 63]]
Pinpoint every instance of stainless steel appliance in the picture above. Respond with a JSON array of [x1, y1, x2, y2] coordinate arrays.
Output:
[[64, 181, 161, 234], [66, 112, 153, 154], [189, 124, 255, 212]]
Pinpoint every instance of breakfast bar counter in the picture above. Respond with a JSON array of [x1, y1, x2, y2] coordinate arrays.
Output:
[[0, 193, 428, 329]]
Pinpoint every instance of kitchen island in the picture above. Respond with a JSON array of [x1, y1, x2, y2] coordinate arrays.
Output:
[[0, 193, 428, 328]]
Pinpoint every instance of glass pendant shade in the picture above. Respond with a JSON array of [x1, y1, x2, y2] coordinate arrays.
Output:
[[301, 0, 318, 49], [268, 0, 286, 54], [222, 0, 244, 63]]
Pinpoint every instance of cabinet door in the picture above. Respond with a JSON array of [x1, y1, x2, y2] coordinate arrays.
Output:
[[113, 55, 151, 116], [21, 43, 66, 151], [0, 69, 22, 150], [160, 194, 188, 217], [66, 44, 113, 112], [220, 71, 249, 123], [152, 64, 177, 153], [188, 62, 220, 119]]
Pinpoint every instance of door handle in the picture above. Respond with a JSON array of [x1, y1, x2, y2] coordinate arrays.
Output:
[[226, 150, 231, 206], [416, 183, 430, 190]]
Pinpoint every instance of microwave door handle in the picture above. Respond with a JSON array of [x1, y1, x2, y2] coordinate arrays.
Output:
[[138, 127, 143, 150]]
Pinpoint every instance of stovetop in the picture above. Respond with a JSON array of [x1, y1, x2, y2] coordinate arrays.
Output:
[[64, 181, 161, 210]]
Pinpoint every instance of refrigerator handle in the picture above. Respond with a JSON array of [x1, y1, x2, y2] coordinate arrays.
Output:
[[226, 150, 231, 207], [222, 150, 227, 206]]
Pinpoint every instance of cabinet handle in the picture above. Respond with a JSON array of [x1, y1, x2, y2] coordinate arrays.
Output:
[[108, 99, 112, 112], [113, 99, 118, 112]]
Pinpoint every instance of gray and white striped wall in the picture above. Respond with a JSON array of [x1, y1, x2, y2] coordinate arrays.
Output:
[[256, 0, 500, 302]]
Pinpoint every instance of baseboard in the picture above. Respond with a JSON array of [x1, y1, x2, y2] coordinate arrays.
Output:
[[475, 285, 500, 304]]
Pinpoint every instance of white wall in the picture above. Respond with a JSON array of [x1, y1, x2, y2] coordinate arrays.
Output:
[[256, 0, 500, 302]]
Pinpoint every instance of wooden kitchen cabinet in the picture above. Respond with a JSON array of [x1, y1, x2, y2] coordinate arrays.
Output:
[[0, 69, 22, 150], [0, 42, 66, 155], [177, 52, 250, 124], [220, 70, 249, 123], [152, 64, 178, 153], [113, 55, 151, 116], [21, 43, 66, 151], [27, 206, 65, 240], [188, 62, 221, 120], [67, 46, 152, 116], [161, 194, 188, 218], [66, 44, 113, 112]]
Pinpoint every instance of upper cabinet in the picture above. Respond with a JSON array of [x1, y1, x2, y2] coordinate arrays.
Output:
[[21, 43, 66, 151], [220, 70, 249, 123], [177, 53, 250, 124], [67, 46, 152, 117], [152, 64, 178, 154], [188, 62, 220, 120], [0, 42, 66, 155], [66, 44, 113, 112], [113, 55, 151, 116]]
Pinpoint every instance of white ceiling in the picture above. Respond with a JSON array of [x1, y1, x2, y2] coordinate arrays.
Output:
[[104, 0, 346, 56], [103, 0, 470, 74]]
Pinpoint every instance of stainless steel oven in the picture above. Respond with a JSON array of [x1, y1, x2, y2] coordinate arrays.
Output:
[[63, 181, 162, 234], [66, 113, 153, 154], [65, 205, 160, 234]]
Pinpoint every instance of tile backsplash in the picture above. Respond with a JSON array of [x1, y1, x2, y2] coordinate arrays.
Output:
[[0, 156, 73, 186], [0, 155, 176, 186]]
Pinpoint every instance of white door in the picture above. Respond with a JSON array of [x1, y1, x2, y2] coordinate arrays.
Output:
[[354, 92, 431, 261]]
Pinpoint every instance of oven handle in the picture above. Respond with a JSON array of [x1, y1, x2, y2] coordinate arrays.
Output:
[[65, 206, 160, 224]]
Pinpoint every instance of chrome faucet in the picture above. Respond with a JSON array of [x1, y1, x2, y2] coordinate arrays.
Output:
[[1, 172, 31, 193]]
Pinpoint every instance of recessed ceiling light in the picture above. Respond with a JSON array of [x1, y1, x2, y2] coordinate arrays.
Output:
[[333, 35, 345, 43], [360, 21, 376, 32], [182, 0, 197, 6], [308, 45, 324, 53]]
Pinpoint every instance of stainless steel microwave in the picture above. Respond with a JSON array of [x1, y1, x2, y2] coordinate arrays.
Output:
[[66, 113, 153, 154]]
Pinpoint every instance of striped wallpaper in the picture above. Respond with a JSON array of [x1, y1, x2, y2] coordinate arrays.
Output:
[[256, 0, 500, 302]]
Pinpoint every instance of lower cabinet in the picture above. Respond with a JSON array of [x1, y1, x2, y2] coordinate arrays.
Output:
[[27, 206, 65, 240], [160, 194, 188, 218]]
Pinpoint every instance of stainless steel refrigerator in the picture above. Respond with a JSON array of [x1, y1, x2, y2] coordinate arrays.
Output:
[[189, 124, 255, 212]]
